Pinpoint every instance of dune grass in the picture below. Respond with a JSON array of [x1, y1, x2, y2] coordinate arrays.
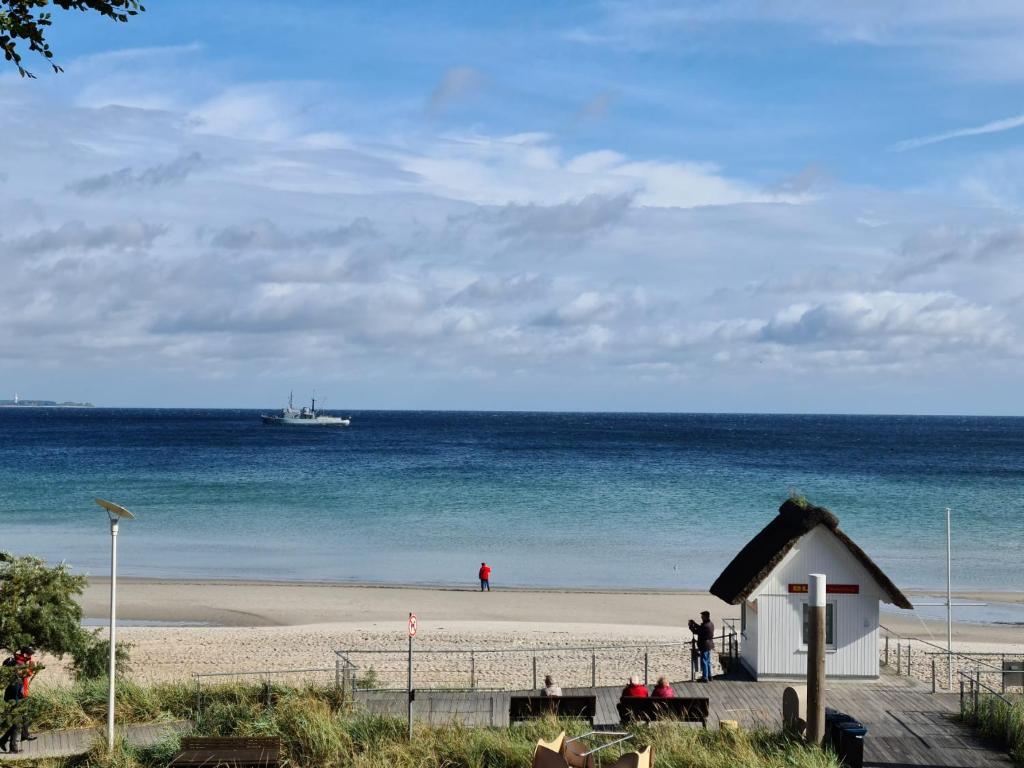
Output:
[[964, 694, 1024, 765], [20, 682, 839, 768]]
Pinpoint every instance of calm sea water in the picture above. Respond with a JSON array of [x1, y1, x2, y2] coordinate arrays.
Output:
[[0, 409, 1021, 592]]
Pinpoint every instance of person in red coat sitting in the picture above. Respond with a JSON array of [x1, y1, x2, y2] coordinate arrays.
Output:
[[620, 675, 648, 698], [651, 676, 675, 698]]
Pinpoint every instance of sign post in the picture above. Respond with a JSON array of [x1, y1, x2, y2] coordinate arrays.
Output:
[[806, 574, 827, 745], [407, 613, 417, 740]]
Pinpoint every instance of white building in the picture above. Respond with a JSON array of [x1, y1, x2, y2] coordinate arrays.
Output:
[[710, 499, 912, 680]]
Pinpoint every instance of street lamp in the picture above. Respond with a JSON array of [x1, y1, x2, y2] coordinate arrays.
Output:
[[95, 498, 135, 751]]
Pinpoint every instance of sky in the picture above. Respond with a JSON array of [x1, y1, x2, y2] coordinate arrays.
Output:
[[2, 1, 1024, 413]]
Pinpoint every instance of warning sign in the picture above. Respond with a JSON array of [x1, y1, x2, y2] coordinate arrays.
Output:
[[408, 613, 418, 638]]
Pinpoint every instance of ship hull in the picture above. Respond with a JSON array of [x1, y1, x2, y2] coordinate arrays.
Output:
[[261, 415, 350, 426]]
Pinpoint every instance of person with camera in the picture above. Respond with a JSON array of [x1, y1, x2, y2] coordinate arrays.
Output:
[[688, 611, 715, 683]]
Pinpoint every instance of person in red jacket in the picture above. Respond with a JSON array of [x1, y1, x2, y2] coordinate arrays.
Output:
[[651, 676, 675, 698], [478, 562, 491, 592], [620, 675, 648, 698]]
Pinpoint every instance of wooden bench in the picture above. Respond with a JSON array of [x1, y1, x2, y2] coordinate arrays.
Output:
[[617, 697, 709, 727], [169, 736, 281, 767], [510, 696, 597, 725]]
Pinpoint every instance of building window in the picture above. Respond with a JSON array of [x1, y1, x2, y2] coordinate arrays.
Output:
[[801, 603, 835, 648], [741, 602, 746, 633]]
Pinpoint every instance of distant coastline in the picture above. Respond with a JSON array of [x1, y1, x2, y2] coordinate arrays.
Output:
[[0, 399, 94, 407]]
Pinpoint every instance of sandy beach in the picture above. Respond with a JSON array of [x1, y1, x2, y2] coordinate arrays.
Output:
[[29, 578, 1018, 687]]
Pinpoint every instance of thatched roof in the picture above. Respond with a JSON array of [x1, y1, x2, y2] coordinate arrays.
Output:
[[709, 499, 912, 609]]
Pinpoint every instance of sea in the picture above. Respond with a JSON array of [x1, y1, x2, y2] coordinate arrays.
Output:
[[0, 409, 1022, 598]]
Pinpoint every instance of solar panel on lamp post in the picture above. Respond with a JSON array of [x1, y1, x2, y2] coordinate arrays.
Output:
[[95, 498, 135, 752]]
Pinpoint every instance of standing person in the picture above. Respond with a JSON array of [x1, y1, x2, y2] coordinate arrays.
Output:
[[478, 562, 491, 592], [688, 611, 715, 682], [12, 648, 37, 743], [0, 653, 27, 754]]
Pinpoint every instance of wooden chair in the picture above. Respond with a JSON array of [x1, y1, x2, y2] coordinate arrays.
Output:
[[532, 745, 570, 768], [535, 732, 566, 757], [563, 738, 597, 768], [606, 745, 653, 768], [169, 736, 281, 767]]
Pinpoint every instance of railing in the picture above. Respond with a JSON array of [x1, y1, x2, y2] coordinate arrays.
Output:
[[336, 630, 739, 693], [879, 624, 1021, 693], [189, 629, 740, 727], [191, 666, 341, 723], [959, 668, 1024, 758]]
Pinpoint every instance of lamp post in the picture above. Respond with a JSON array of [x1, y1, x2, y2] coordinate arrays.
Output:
[[95, 498, 135, 751]]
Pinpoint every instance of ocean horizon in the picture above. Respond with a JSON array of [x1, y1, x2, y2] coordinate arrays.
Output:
[[1, 408, 1022, 594]]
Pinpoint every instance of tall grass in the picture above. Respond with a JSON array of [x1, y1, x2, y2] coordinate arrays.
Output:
[[30, 679, 195, 731], [22, 682, 840, 768], [965, 694, 1024, 765]]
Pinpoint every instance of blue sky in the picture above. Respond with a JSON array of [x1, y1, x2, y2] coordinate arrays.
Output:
[[3, 1, 1024, 412]]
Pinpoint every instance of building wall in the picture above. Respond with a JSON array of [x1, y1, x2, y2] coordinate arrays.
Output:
[[750, 526, 887, 679], [755, 593, 879, 678], [741, 599, 758, 675]]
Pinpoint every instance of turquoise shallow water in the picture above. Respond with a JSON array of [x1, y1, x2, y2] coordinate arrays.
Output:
[[0, 409, 1021, 592]]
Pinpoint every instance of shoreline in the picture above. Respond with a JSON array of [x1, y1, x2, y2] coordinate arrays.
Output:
[[78, 578, 1024, 639], [83, 576, 1024, 602]]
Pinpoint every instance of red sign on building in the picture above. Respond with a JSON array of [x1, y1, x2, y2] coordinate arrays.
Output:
[[788, 583, 859, 594]]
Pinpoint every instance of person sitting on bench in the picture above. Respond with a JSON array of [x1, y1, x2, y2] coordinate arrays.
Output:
[[651, 676, 675, 698], [621, 675, 648, 698], [540, 675, 562, 697]]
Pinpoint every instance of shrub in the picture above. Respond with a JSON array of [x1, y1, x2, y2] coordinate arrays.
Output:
[[70, 630, 133, 681]]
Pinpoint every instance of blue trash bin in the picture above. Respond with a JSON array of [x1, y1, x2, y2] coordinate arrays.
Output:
[[835, 720, 867, 768], [823, 708, 866, 768]]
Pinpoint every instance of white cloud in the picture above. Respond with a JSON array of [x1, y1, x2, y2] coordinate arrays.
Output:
[[568, 2, 1024, 81], [890, 113, 1024, 152], [2, 46, 1024, 409], [758, 291, 1011, 351]]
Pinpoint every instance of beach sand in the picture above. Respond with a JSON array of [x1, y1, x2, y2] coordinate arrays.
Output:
[[36, 579, 1023, 686]]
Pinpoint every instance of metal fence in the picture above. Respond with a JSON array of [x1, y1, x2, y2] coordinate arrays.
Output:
[[959, 668, 1024, 754], [190, 630, 739, 727], [192, 666, 341, 721], [879, 625, 1024, 694], [336, 631, 739, 694]]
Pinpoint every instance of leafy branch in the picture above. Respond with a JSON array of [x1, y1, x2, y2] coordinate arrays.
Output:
[[1, 1, 145, 78]]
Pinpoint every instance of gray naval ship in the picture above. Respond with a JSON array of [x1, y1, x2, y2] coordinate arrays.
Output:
[[261, 393, 351, 427]]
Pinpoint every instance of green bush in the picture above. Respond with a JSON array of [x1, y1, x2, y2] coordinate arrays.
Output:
[[70, 631, 133, 682]]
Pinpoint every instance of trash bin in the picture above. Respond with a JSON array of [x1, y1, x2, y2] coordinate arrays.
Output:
[[834, 720, 867, 768], [824, 708, 866, 768], [1004, 661, 1024, 688]]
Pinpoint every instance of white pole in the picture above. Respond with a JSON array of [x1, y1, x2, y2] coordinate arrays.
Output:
[[806, 573, 827, 745], [407, 621, 413, 741], [107, 517, 118, 751], [946, 507, 952, 691]]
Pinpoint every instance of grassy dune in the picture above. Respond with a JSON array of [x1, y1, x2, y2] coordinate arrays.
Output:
[[19, 681, 839, 768]]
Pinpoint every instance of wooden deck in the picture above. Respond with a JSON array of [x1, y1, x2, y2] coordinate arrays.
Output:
[[0, 720, 189, 762], [355, 669, 1014, 767]]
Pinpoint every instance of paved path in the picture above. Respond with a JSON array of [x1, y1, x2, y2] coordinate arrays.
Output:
[[355, 668, 1015, 767], [0, 720, 189, 761]]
